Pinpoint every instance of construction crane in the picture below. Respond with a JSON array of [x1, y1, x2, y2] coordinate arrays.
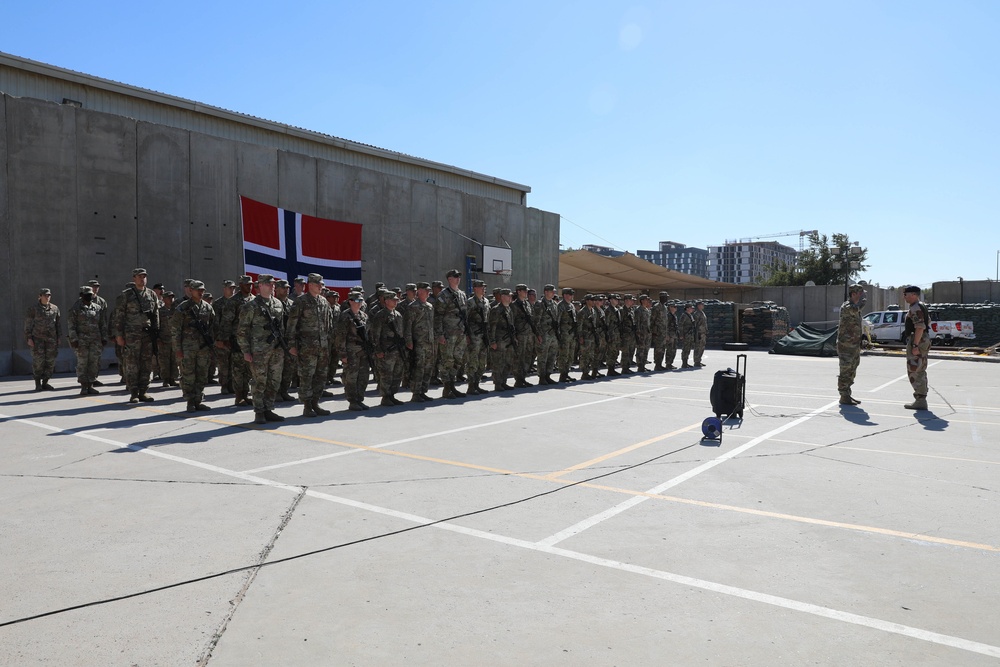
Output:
[[726, 229, 818, 252]]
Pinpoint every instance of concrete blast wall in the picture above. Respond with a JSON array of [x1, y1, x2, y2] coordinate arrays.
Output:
[[1, 94, 559, 375]]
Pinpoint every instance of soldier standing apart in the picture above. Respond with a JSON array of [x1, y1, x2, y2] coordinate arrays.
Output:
[[635, 294, 652, 372], [214, 280, 236, 394], [25, 288, 61, 391], [534, 284, 561, 385], [650, 291, 669, 370], [158, 291, 179, 388], [556, 288, 579, 383], [679, 303, 696, 368], [404, 282, 435, 402], [903, 286, 931, 411], [287, 274, 334, 418], [171, 280, 217, 412], [369, 289, 408, 406], [665, 302, 680, 370], [336, 292, 372, 411], [465, 279, 491, 394], [693, 301, 709, 367], [68, 285, 106, 395], [511, 284, 540, 387], [434, 269, 469, 399], [86, 280, 109, 386], [237, 274, 286, 425], [836, 285, 865, 405], [114, 269, 159, 403], [488, 288, 517, 390]]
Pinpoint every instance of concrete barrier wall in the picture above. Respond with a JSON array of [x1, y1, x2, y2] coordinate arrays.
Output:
[[2, 93, 559, 375], [931, 280, 999, 304]]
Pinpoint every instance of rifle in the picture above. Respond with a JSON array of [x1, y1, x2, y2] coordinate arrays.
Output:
[[352, 314, 376, 371], [517, 299, 540, 340], [132, 285, 158, 357], [260, 300, 289, 352], [190, 306, 215, 349]]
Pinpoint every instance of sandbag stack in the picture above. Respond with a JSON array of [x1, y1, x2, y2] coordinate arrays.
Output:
[[741, 302, 790, 347]]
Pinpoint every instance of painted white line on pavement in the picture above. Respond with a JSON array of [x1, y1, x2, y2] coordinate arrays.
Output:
[[242, 384, 670, 473], [867, 361, 943, 393], [535, 399, 840, 547], [4, 412, 998, 659]]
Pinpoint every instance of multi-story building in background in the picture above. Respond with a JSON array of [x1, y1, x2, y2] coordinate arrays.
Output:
[[581, 244, 625, 257], [636, 241, 709, 278], [707, 241, 797, 284]]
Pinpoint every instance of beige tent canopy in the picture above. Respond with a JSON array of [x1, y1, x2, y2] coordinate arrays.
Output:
[[558, 250, 745, 292]]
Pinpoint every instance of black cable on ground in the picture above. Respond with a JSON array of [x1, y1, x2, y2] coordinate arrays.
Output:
[[0, 438, 702, 629]]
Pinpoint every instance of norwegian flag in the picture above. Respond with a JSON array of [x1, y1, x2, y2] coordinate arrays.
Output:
[[240, 196, 362, 298]]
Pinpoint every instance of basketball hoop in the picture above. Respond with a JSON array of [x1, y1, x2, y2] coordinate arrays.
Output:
[[495, 269, 512, 284]]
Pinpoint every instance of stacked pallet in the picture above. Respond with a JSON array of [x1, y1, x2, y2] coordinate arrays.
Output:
[[740, 302, 790, 347], [927, 303, 1000, 347], [701, 301, 738, 346]]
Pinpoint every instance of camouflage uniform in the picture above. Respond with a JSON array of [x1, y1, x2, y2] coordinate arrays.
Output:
[[326, 293, 342, 386], [650, 299, 668, 369], [665, 306, 680, 369], [635, 298, 652, 371], [404, 291, 435, 400], [904, 296, 931, 408], [213, 294, 233, 393], [534, 290, 560, 383], [277, 292, 298, 400], [158, 300, 178, 387], [693, 306, 709, 365], [603, 300, 623, 374], [170, 297, 217, 409], [369, 301, 407, 403], [114, 281, 160, 399], [465, 291, 492, 393], [237, 290, 286, 419], [24, 296, 61, 388], [286, 290, 334, 414], [434, 282, 469, 396], [593, 301, 608, 371], [620, 299, 638, 373], [335, 305, 372, 409], [556, 292, 579, 381], [511, 290, 538, 386], [223, 288, 256, 405], [836, 297, 864, 400], [578, 302, 600, 378], [68, 291, 105, 392], [678, 308, 696, 367], [488, 300, 517, 389]]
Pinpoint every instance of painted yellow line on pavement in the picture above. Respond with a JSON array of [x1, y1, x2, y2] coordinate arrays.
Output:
[[544, 421, 703, 480]]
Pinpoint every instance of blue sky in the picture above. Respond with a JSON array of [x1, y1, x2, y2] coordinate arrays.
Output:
[[4, 1, 999, 288]]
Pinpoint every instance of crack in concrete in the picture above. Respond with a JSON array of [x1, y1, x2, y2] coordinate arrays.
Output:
[[196, 486, 307, 666]]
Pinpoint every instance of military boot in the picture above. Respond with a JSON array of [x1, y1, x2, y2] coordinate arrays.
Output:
[[129, 391, 139, 404], [390, 394, 405, 406], [79, 383, 89, 396], [312, 399, 331, 416], [607, 368, 620, 377], [410, 393, 428, 403], [839, 393, 854, 405], [91, 379, 105, 387], [904, 397, 928, 410], [302, 401, 318, 418], [264, 410, 285, 422], [85, 382, 99, 396], [653, 363, 664, 371], [441, 382, 455, 399], [41, 378, 56, 391], [278, 382, 295, 402], [254, 411, 267, 425], [638, 364, 647, 372], [380, 396, 396, 407], [451, 382, 466, 397]]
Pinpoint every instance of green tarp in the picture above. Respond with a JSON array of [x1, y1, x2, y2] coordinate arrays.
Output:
[[770, 323, 838, 357]]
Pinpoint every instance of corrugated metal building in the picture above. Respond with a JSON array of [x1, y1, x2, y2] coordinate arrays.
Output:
[[0, 51, 560, 375]]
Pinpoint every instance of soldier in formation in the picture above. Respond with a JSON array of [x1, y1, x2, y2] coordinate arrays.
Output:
[[24, 288, 61, 391], [369, 289, 407, 406], [237, 274, 286, 424], [335, 291, 372, 411], [678, 303, 696, 368], [113, 268, 159, 403], [693, 301, 709, 367], [171, 280, 217, 412], [434, 269, 469, 398], [67, 285, 105, 395], [286, 274, 334, 418], [158, 290, 179, 388]]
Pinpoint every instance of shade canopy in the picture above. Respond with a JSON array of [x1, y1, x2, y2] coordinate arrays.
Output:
[[558, 250, 744, 292]]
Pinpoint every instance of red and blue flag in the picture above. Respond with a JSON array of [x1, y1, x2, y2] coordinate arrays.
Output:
[[240, 196, 362, 298]]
